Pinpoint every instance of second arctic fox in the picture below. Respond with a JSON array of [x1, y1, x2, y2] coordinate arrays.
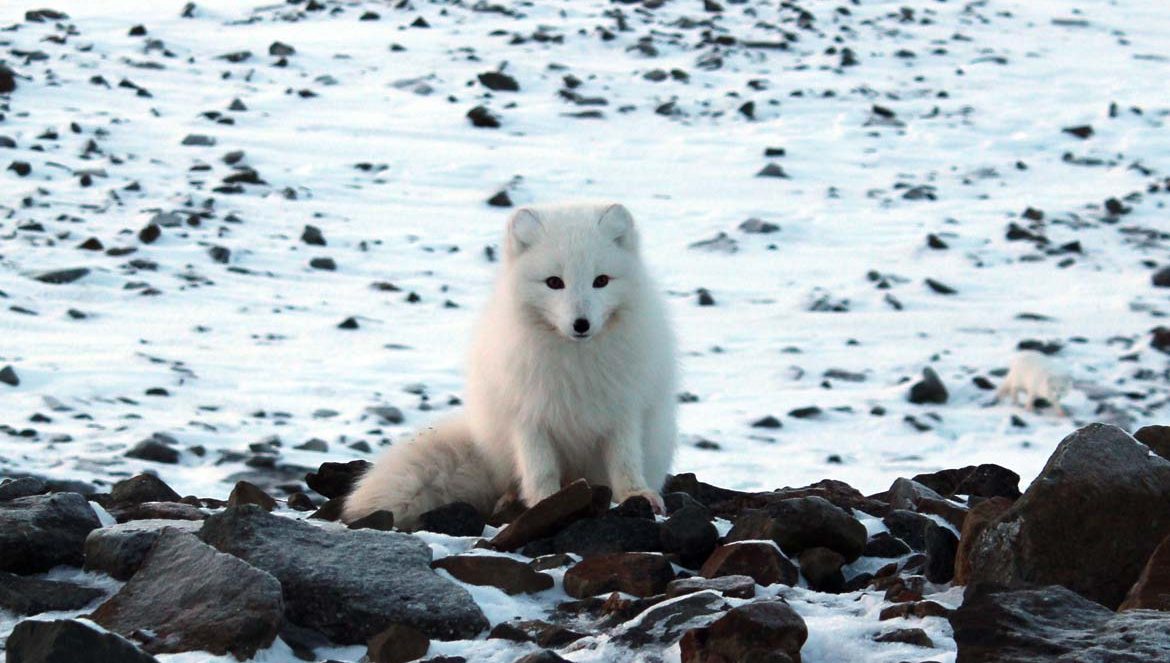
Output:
[[996, 350, 1071, 414], [343, 202, 678, 527]]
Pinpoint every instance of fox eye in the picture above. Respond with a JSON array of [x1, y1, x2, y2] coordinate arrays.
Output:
[[593, 275, 610, 288], [545, 276, 565, 290]]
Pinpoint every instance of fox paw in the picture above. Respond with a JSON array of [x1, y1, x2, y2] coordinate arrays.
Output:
[[616, 489, 665, 515]]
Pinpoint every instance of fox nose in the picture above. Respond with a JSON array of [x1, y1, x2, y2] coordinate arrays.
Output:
[[573, 318, 590, 334]]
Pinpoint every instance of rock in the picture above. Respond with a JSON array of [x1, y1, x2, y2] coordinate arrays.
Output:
[[84, 519, 201, 580], [6, 619, 160, 663], [0, 572, 104, 615], [301, 224, 326, 245], [924, 522, 959, 583], [965, 424, 1170, 608], [199, 505, 487, 642], [309, 496, 345, 521], [953, 497, 1013, 585], [467, 106, 501, 128], [951, 584, 1170, 662], [726, 496, 867, 561], [0, 365, 20, 386], [125, 438, 180, 464], [878, 600, 951, 621], [489, 479, 595, 551], [874, 628, 932, 647], [1153, 267, 1170, 288], [309, 256, 337, 270], [908, 367, 948, 404], [181, 134, 216, 146], [563, 552, 675, 598], [366, 623, 430, 663], [477, 71, 519, 91], [0, 493, 100, 573], [700, 541, 798, 587], [756, 163, 789, 178], [227, 480, 276, 511], [269, 41, 296, 56], [91, 529, 283, 658], [0, 64, 15, 93], [864, 532, 912, 558], [486, 190, 512, 207], [432, 554, 553, 595], [1063, 124, 1094, 139], [1119, 533, 1170, 610], [661, 505, 718, 568], [911, 464, 1021, 500], [348, 510, 396, 531], [305, 459, 371, 499], [1134, 425, 1170, 461], [739, 217, 780, 234], [882, 509, 934, 551], [0, 476, 45, 501], [798, 547, 845, 593], [551, 514, 662, 556], [491, 619, 584, 648], [35, 267, 90, 284], [514, 652, 569, 663], [417, 501, 485, 537], [616, 591, 730, 647], [287, 492, 316, 511], [666, 575, 755, 599], [680, 600, 807, 663], [110, 501, 204, 523]]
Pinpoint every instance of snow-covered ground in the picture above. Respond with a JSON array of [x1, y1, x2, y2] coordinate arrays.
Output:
[[2, 0, 1169, 660]]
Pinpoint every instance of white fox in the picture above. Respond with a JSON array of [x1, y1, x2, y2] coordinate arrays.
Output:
[[343, 202, 678, 528], [996, 350, 1072, 415]]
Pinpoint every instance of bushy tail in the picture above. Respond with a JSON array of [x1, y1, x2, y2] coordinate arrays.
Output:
[[341, 415, 501, 529]]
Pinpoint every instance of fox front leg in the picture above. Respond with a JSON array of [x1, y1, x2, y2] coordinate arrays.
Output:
[[514, 427, 562, 508], [604, 418, 664, 514]]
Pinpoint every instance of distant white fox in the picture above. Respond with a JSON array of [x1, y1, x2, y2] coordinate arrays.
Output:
[[996, 350, 1071, 414], [343, 202, 678, 528]]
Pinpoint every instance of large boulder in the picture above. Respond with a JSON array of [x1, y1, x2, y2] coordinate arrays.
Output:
[[432, 554, 554, 595], [725, 496, 867, 561], [199, 505, 488, 643], [6, 619, 160, 663], [562, 552, 675, 598], [964, 424, 1170, 608], [680, 600, 808, 663], [84, 519, 201, 580], [1119, 533, 1170, 611], [0, 572, 105, 615], [0, 492, 101, 573], [488, 479, 598, 552], [951, 584, 1170, 662], [90, 529, 284, 658]]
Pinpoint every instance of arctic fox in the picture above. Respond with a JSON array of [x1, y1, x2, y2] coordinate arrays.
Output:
[[343, 202, 678, 528], [996, 350, 1071, 414]]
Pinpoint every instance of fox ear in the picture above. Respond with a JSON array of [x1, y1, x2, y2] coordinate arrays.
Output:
[[506, 208, 543, 257], [599, 203, 637, 250]]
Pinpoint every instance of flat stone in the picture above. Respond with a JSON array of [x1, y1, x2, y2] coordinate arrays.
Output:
[[666, 575, 755, 599], [615, 591, 730, 647], [563, 552, 675, 598], [432, 554, 554, 595], [0, 493, 100, 573], [84, 519, 201, 580], [489, 479, 595, 552]]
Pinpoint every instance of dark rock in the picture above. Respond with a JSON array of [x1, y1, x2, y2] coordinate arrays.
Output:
[[1153, 267, 1170, 288], [925, 521, 959, 583], [125, 438, 180, 464], [951, 584, 1170, 662], [110, 501, 204, 523], [418, 501, 484, 537], [227, 480, 276, 511], [0, 493, 100, 573], [666, 575, 755, 599], [1063, 124, 1094, 139], [615, 591, 729, 647], [91, 530, 283, 658], [138, 223, 161, 243], [798, 547, 846, 593], [35, 268, 90, 284], [954, 496, 1014, 585], [208, 246, 230, 264], [661, 505, 718, 567], [965, 424, 1170, 608], [912, 464, 1021, 500], [613, 495, 655, 519], [874, 628, 932, 647], [305, 459, 371, 499], [287, 492, 316, 511], [700, 541, 798, 587], [1134, 425, 1170, 461], [309, 496, 345, 521], [680, 600, 807, 663], [756, 163, 789, 178], [489, 479, 595, 551], [301, 224, 326, 245], [514, 652, 569, 663], [882, 509, 934, 551], [487, 190, 512, 207], [309, 257, 336, 270], [1120, 533, 1170, 610], [0, 572, 104, 615], [864, 531, 912, 558], [478, 71, 519, 91], [348, 510, 396, 531], [552, 514, 662, 556], [908, 367, 948, 404], [366, 623, 430, 663], [181, 134, 216, 146], [0, 65, 15, 93], [492, 619, 584, 648], [84, 519, 201, 580], [563, 552, 675, 598], [269, 41, 296, 56], [467, 106, 501, 128], [432, 554, 553, 594], [6, 619, 160, 663], [751, 415, 782, 429], [199, 505, 487, 642], [726, 496, 867, 561], [739, 218, 780, 234], [0, 476, 45, 501], [879, 599, 951, 621]]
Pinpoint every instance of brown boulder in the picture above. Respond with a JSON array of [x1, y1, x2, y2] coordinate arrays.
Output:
[[432, 554, 554, 595], [680, 600, 807, 663], [488, 479, 595, 552], [1119, 533, 1170, 611], [953, 497, 1013, 585], [563, 552, 675, 598], [700, 542, 798, 587]]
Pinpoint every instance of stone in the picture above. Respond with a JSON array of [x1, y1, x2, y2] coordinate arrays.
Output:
[[513, 652, 569, 663], [882, 509, 934, 551], [432, 554, 554, 595], [84, 519, 201, 580], [563, 552, 675, 598], [874, 628, 932, 647], [490, 620, 584, 648], [924, 521, 959, 584], [6, 619, 160, 663], [680, 600, 807, 663], [125, 438, 180, 464], [489, 479, 595, 551], [700, 542, 798, 587], [0, 365, 19, 386], [366, 623, 430, 663], [911, 464, 1021, 500], [107, 473, 182, 506], [864, 532, 912, 558], [305, 459, 371, 499], [349, 510, 395, 531], [1134, 425, 1170, 461], [908, 367, 948, 404], [467, 105, 501, 128], [798, 547, 846, 593], [0, 493, 100, 573], [35, 268, 90, 284], [91, 529, 283, 658], [953, 497, 1013, 585], [726, 496, 867, 561], [110, 501, 205, 523], [552, 514, 662, 556], [667, 575, 755, 599], [615, 591, 730, 647], [661, 504, 719, 568], [1119, 533, 1170, 611], [477, 71, 519, 92], [951, 584, 1170, 663], [301, 224, 326, 245], [199, 505, 487, 642], [964, 424, 1170, 608], [0, 476, 45, 501], [0, 572, 105, 615], [228, 480, 276, 511], [878, 600, 951, 621], [1153, 267, 1170, 288], [417, 501, 485, 537]]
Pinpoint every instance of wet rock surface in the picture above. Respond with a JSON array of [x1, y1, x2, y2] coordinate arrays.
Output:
[[0, 492, 101, 573]]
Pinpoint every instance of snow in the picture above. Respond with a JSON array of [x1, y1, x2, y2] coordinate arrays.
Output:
[[2, 0, 1169, 660]]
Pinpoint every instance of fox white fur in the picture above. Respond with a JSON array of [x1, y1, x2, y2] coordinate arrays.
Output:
[[996, 350, 1071, 414], [343, 202, 678, 528]]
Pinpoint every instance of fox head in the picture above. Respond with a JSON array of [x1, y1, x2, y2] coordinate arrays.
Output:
[[503, 202, 642, 342]]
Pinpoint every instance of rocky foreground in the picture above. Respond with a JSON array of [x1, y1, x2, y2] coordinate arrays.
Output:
[[4, 422, 1170, 663]]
